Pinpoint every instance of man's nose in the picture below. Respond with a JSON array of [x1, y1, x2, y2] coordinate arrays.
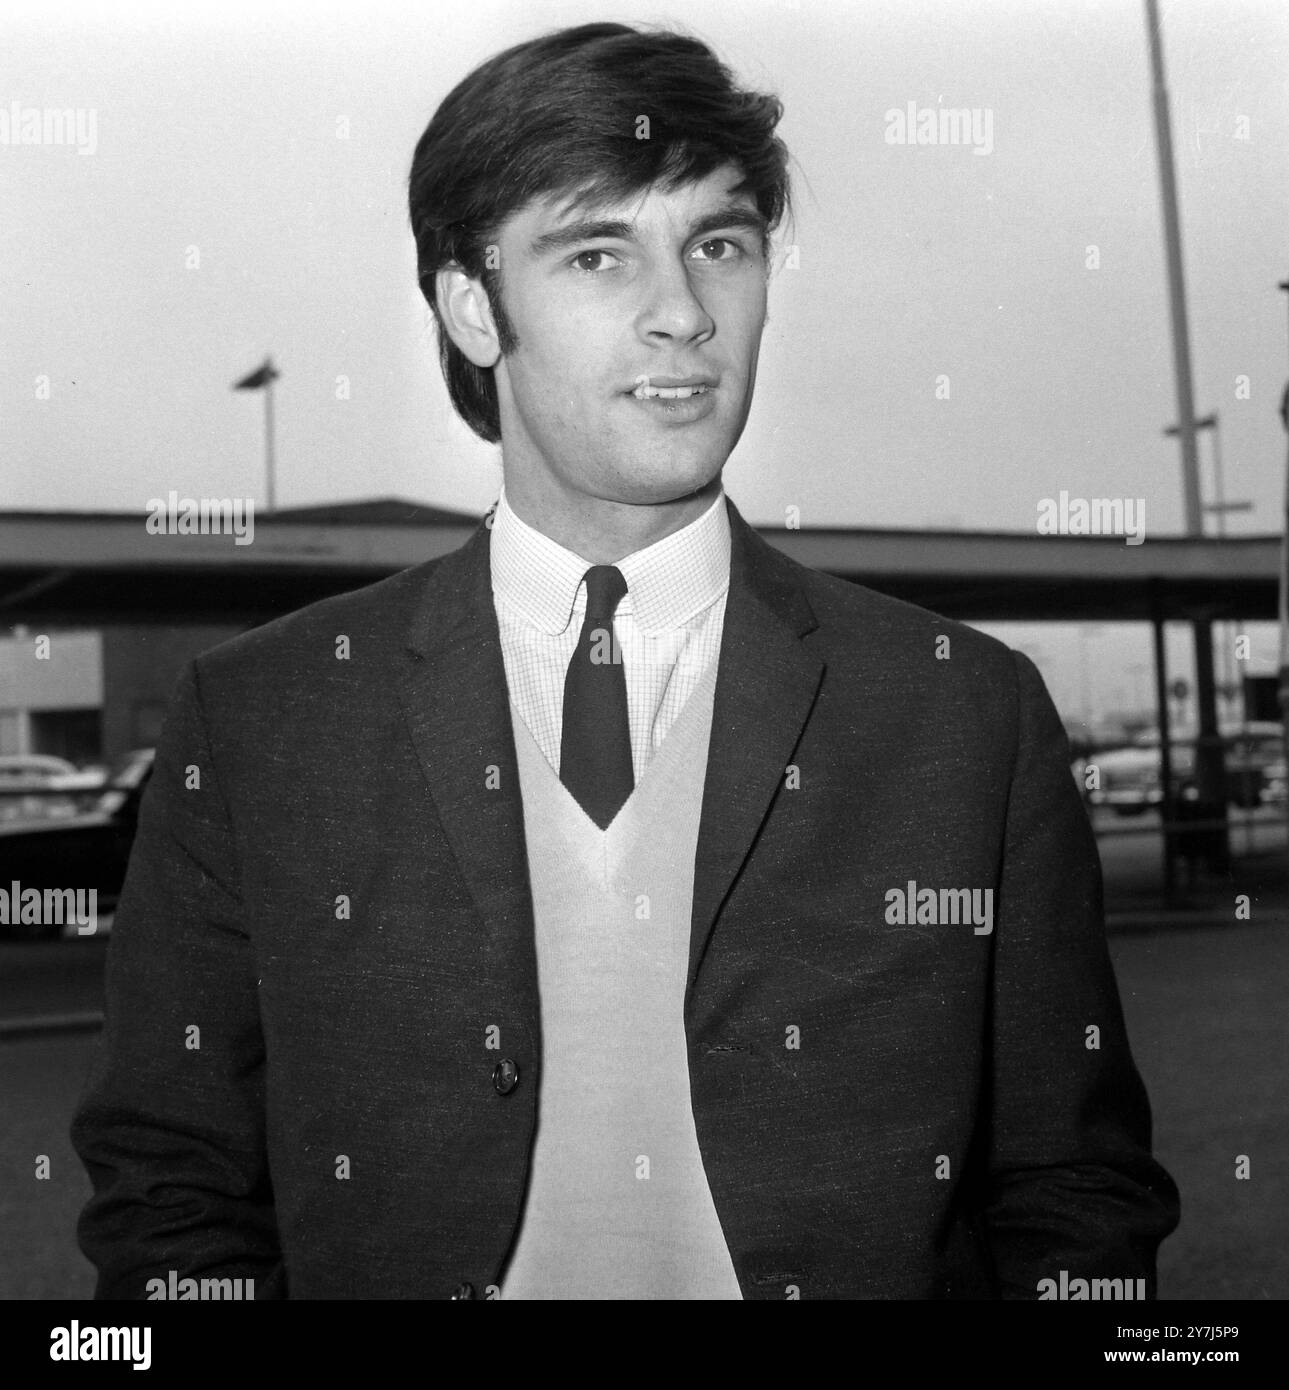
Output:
[[637, 262, 715, 342]]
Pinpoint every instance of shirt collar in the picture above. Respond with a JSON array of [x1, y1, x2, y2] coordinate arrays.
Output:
[[489, 482, 730, 635]]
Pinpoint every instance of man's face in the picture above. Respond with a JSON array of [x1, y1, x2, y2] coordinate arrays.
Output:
[[485, 164, 769, 510]]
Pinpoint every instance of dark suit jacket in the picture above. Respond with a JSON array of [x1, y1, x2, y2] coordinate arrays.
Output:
[[71, 495, 1179, 1299]]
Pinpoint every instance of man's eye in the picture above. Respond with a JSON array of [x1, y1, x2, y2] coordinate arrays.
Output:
[[691, 238, 743, 261], [570, 249, 621, 273]]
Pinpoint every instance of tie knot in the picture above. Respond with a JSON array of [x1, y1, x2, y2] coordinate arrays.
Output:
[[582, 565, 627, 622]]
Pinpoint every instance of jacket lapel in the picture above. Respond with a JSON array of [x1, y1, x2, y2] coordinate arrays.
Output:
[[687, 497, 824, 997], [395, 515, 540, 1031], [393, 495, 825, 1015]]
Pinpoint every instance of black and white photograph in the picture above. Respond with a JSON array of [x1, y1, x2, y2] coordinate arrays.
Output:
[[2, 0, 1286, 1361]]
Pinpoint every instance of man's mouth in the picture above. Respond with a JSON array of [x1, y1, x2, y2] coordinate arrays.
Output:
[[630, 384, 712, 400]]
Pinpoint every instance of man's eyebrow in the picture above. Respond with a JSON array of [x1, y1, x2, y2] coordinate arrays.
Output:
[[526, 203, 769, 258]]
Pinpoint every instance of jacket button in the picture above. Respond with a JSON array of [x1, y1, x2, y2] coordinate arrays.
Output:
[[492, 1058, 520, 1096], [450, 1282, 475, 1300]]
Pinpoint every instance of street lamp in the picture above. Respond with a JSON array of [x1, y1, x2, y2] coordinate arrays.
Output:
[[232, 356, 280, 513]]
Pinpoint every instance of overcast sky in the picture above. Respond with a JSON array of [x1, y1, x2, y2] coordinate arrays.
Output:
[[4, 0, 1287, 722]]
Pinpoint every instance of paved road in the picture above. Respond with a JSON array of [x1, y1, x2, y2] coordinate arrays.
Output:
[[0, 939, 107, 1024], [2, 921, 1286, 1300], [0, 1032, 98, 1298], [2, 816, 1285, 1300], [1111, 919, 1289, 1300]]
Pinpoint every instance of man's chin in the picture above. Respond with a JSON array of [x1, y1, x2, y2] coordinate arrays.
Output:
[[612, 433, 730, 490], [607, 462, 725, 508]]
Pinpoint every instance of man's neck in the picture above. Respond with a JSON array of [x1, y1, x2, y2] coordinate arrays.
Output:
[[501, 475, 723, 565]]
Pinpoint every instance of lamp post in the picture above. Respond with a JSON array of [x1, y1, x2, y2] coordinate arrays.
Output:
[[232, 356, 280, 514]]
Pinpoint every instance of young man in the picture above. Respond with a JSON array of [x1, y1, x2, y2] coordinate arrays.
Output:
[[73, 21, 1178, 1300]]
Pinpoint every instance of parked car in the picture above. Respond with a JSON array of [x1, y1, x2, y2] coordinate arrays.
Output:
[[0, 753, 105, 823], [0, 749, 153, 940], [1262, 756, 1287, 805], [0, 755, 64, 821], [1085, 722, 1283, 815], [1227, 731, 1288, 806]]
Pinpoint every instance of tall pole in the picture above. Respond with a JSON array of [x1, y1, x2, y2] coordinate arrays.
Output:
[[1152, 605, 1177, 906], [1145, 0, 1203, 533], [1145, 0, 1227, 874], [264, 357, 277, 514], [1277, 284, 1289, 854]]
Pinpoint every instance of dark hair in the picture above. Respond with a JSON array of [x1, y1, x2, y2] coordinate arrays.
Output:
[[408, 22, 792, 443]]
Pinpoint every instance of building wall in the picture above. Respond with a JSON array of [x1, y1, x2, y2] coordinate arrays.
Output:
[[0, 628, 103, 758], [100, 625, 244, 763], [1, 625, 247, 765]]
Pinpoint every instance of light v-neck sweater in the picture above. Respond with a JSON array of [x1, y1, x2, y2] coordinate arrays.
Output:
[[498, 658, 742, 1299]]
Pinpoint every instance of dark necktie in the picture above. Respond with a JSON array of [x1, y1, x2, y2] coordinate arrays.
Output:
[[560, 565, 634, 828]]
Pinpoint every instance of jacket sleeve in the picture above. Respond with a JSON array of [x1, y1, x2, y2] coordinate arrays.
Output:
[[70, 661, 285, 1299], [980, 649, 1180, 1298]]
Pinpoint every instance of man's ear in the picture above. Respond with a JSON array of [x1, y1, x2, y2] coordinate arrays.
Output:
[[435, 263, 502, 369]]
